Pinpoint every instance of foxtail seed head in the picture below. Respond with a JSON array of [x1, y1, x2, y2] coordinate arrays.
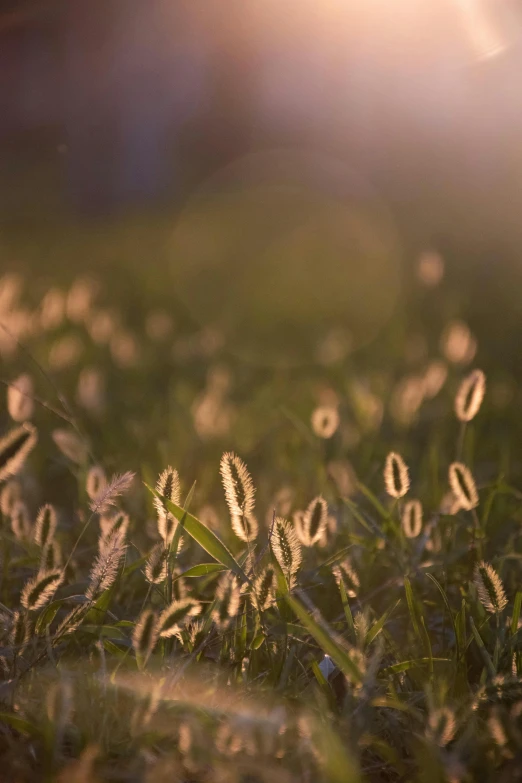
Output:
[[158, 598, 201, 639], [132, 609, 159, 665], [212, 572, 241, 630], [86, 465, 107, 501], [310, 406, 340, 439], [272, 517, 302, 589], [0, 423, 38, 483], [154, 466, 180, 546], [474, 561, 508, 614], [21, 569, 63, 611], [384, 452, 410, 499], [299, 496, 328, 547], [401, 500, 423, 538], [145, 543, 168, 585], [333, 559, 360, 598], [254, 565, 277, 611], [220, 452, 255, 520], [455, 369, 486, 423], [448, 462, 479, 511], [86, 530, 126, 600], [7, 373, 34, 422], [231, 511, 259, 543], [34, 504, 57, 549]]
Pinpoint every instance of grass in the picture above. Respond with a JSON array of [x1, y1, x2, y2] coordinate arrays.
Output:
[[0, 241, 522, 783]]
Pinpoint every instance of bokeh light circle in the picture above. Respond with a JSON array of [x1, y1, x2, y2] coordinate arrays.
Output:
[[169, 149, 403, 366]]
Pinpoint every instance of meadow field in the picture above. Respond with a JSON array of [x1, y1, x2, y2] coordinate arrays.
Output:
[[1, 201, 522, 783]]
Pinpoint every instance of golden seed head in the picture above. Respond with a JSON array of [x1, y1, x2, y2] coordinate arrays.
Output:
[[455, 369, 486, 422], [448, 462, 479, 511], [401, 500, 423, 538], [474, 561, 508, 614], [384, 451, 410, 499]]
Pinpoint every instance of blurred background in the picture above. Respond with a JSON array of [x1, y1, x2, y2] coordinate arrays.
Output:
[[1, 0, 522, 365]]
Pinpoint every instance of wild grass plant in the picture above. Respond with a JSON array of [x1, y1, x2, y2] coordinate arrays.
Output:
[[0, 264, 521, 782]]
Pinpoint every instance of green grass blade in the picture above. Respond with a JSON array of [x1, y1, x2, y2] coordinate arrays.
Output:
[[285, 592, 362, 683], [470, 616, 496, 678], [146, 483, 247, 582], [356, 480, 389, 520], [404, 577, 422, 643], [511, 591, 522, 636], [426, 573, 459, 657], [380, 658, 451, 676], [178, 563, 226, 578], [338, 574, 356, 642], [366, 598, 401, 646]]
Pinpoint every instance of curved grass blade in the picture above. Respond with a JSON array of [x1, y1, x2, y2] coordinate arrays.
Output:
[[366, 598, 401, 646], [469, 616, 496, 678], [426, 573, 459, 658], [511, 591, 522, 637], [178, 563, 226, 579], [380, 657, 451, 677], [146, 483, 247, 582], [285, 592, 362, 683]]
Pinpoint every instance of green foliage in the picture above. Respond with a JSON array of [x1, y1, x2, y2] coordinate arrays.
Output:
[[0, 262, 521, 783]]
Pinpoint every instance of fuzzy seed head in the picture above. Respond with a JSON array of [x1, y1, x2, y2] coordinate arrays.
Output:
[[449, 462, 479, 511], [40, 539, 62, 572], [153, 466, 180, 515], [272, 517, 302, 589], [21, 569, 63, 611], [11, 501, 32, 540], [7, 373, 34, 422], [171, 571, 187, 601], [220, 452, 255, 520], [231, 511, 259, 543], [427, 707, 456, 747], [132, 609, 159, 664], [100, 510, 130, 539], [333, 559, 360, 598], [0, 423, 38, 483], [158, 598, 202, 639], [401, 500, 423, 538], [212, 572, 241, 629], [455, 369, 486, 423], [311, 406, 340, 439], [145, 543, 168, 585], [299, 496, 328, 547], [34, 504, 57, 548], [154, 466, 181, 545], [46, 679, 73, 726], [474, 561, 508, 614], [0, 479, 22, 516], [488, 709, 508, 747], [52, 428, 87, 465], [9, 610, 29, 648], [89, 471, 135, 514], [86, 465, 107, 501], [86, 530, 126, 600], [384, 452, 410, 499], [254, 565, 277, 611]]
